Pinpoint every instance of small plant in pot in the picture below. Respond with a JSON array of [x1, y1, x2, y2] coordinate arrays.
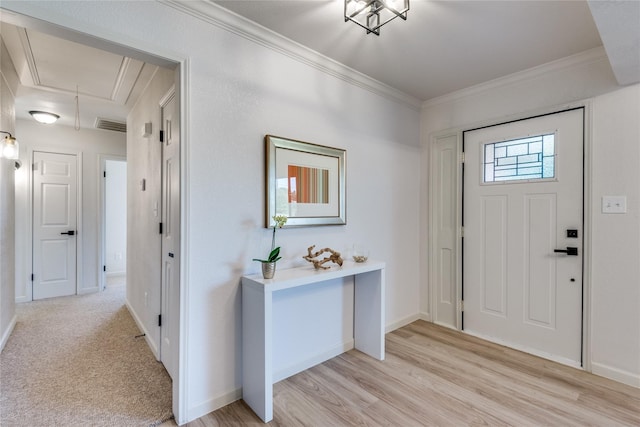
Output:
[[253, 214, 287, 279]]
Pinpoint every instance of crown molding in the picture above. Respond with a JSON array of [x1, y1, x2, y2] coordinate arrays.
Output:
[[422, 47, 609, 109], [159, 0, 422, 111]]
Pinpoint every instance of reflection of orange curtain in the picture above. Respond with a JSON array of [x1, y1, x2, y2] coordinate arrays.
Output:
[[288, 165, 329, 204]]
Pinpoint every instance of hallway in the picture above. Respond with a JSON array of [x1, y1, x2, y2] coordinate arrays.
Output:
[[0, 283, 172, 426]]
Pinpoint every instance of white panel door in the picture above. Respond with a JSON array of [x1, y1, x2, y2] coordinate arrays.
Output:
[[463, 108, 583, 367], [160, 90, 180, 380], [33, 151, 78, 300]]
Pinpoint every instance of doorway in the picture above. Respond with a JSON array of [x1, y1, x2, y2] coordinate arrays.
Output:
[[32, 150, 78, 300], [102, 157, 127, 290], [462, 108, 584, 367]]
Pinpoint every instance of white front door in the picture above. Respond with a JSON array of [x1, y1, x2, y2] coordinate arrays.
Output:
[[33, 151, 78, 300], [160, 89, 180, 380], [463, 108, 583, 367]]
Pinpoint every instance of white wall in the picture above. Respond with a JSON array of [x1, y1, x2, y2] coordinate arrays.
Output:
[[421, 48, 640, 387], [126, 66, 174, 358], [0, 38, 17, 352], [0, 2, 422, 422], [14, 121, 126, 301], [105, 160, 127, 275], [590, 85, 640, 386]]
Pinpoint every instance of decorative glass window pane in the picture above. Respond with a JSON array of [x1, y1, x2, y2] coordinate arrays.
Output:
[[483, 134, 555, 183]]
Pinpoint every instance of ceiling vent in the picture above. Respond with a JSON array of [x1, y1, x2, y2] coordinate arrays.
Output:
[[94, 118, 127, 133]]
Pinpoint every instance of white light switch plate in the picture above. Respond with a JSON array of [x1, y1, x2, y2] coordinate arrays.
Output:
[[602, 196, 627, 214]]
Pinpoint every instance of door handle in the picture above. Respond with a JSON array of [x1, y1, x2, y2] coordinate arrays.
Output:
[[60, 230, 75, 236], [554, 247, 578, 256]]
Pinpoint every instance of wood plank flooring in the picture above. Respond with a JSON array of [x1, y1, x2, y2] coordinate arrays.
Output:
[[188, 320, 640, 426]]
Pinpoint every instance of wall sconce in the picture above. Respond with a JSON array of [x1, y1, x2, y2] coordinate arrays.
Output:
[[29, 110, 60, 124], [0, 131, 20, 160]]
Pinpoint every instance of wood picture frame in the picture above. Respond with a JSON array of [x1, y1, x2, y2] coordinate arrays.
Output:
[[265, 135, 346, 227]]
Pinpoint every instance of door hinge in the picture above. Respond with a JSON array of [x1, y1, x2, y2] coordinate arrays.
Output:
[[31, 273, 34, 281], [460, 152, 465, 163], [103, 171, 106, 178], [103, 265, 106, 272], [158, 314, 162, 327], [159, 222, 163, 234], [159, 130, 165, 143], [460, 300, 464, 312]]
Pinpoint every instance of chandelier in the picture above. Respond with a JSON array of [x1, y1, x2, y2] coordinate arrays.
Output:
[[344, 0, 409, 36]]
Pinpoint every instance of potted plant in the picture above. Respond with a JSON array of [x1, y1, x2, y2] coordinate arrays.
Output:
[[253, 214, 287, 279]]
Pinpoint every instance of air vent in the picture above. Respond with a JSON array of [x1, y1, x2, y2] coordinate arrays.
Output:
[[94, 118, 127, 133]]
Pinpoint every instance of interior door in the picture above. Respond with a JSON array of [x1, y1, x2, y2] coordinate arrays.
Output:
[[463, 108, 583, 367], [160, 90, 180, 379], [33, 151, 78, 300]]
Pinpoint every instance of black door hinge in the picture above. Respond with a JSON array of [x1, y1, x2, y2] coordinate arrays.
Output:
[[158, 314, 162, 327], [31, 274, 34, 281], [103, 171, 106, 178], [103, 265, 106, 272], [159, 222, 163, 234], [159, 130, 165, 143]]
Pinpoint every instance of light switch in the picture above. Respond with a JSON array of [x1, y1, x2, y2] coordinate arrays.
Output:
[[602, 196, 627, 214]]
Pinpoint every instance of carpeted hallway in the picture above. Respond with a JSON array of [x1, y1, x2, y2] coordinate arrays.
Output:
[[0, 282, 173, 426]]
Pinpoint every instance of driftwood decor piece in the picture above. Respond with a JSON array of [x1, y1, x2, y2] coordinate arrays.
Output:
[[303, 245, 344, 270]]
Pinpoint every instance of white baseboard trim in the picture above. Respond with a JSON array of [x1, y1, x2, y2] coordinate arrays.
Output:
[[106, 271, 126, 278], [15, 296, 30, 303], [274, 340, 354, 383], [187, 387, 243, 423], [419, 311, 431, 322], [0, 314, 17, 353], [125, 299, 159, 359], [386, 313, 421, 333], [591, 362, 640, 388]]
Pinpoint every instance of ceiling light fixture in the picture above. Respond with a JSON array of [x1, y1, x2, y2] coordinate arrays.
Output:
[[29, 110, 60, 124], [344, 0, 409, 36], [0, 131, 19, 160]]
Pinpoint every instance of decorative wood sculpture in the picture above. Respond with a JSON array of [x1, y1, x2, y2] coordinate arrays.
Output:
[[303, 245, 344, 270]]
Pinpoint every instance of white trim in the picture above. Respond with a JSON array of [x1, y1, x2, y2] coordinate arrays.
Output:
[[591, 362, 640, 388], [0, 314, 17, 353], [386, 313, 422, 333], [422, 47, 609, 109], [187, 388, 243, 424], [126, 299, 160, 359], [274, 340, 354, 383], [177, 58, 190, 426], [160, 0, 421, 111]]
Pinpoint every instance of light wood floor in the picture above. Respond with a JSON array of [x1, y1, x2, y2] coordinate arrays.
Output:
[[188, 320, 640, 426]]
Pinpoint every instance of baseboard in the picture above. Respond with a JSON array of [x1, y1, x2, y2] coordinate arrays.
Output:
[[386, 313, 421, 333], [591, 362, 640, 388], [0, 314, 17, 353], [187, 387, 242, 423], [15, 296, 30, 303], [419, 311, 431, 322], [274, 340, 354, 383], [106, 271, 126, 278], [125, 299, 159, 359]]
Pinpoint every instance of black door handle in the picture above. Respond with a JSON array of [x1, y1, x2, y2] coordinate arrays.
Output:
[[554, 247, 578, 256], [60, 230, 75, 236]]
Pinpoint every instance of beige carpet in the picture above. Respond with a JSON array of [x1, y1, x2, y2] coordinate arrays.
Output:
[[0, 285, 173, 427]]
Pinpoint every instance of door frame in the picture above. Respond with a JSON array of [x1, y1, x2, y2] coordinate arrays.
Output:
[[428, 101, 594, 372], [4, 11, 189, 423], [98, 154, 127, 292], [29, 147, 83, 301]]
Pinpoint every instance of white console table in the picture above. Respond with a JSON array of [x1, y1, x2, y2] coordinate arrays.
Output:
[[242, 260, 385, 422]]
